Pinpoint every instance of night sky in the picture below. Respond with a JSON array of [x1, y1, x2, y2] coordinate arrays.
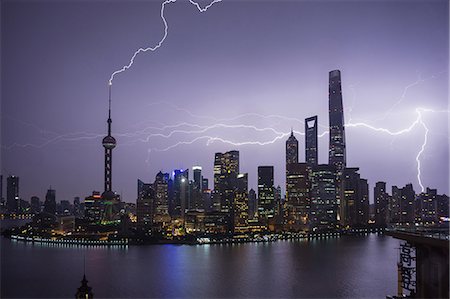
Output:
[[2, 0, 448, 203]]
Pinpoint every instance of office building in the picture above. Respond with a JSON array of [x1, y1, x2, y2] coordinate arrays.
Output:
[[6, 175, 19, 213], [374, 181, 389, 226], [43, 188, 56, 215], [305, 115, 318, 167], [136, 179, 155, 231], [286, 129, 298, 165], [328, 69, 346, 173], [30, 196, 41, 214], [233, 173, 249, 232], [248, 188, 257, 220], [309, 164, 338, 231], [214, 151, 239, 213], [84, 191, 103, 223], [258, 166, 275, 224], [153, 171, 170, 228], [285, 162, 309, 231]]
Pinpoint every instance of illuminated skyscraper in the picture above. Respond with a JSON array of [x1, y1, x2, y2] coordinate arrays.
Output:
[[374, 181, 389, 226], [309, 164, 338, 231], [305, 115, 318, 167], [258, 166, 275, 224], [233, 173, 249, 232], [153, 172, 170, 227], [172, 169, 189, 218], [328, 70, 346, 173], [286, 162, 309, 231], [137, 179, 154, 231], [214, 151, 239, 213], [286, 129, 298, 166]]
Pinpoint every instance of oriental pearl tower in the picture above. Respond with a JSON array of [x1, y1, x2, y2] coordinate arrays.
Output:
[[102, 85, 117, 201]]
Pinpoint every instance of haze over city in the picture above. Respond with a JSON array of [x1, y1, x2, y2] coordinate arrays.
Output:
[[2, 0, 448, 202]]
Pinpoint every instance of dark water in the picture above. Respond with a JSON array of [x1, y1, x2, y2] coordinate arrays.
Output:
[[1, 231, 400, 298]]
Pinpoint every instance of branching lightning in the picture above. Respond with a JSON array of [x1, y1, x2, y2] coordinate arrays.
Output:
[[108, 0, 222, 85]]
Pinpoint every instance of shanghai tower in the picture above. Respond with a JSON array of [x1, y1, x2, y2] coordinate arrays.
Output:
[[328, 70, 346, 174]]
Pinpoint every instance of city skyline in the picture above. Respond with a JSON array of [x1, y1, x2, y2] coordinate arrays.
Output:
[[2, 0, 449, 202]]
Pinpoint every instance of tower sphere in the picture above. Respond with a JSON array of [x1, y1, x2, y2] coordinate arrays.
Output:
[[102, 135, 116, 149]]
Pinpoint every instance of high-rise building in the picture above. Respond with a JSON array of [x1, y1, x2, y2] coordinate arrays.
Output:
[[6, 175, 19, 213], [258, 166, 275, 224], [436, 193, 449, 219], [30, 196, 41, 214], [389, 186, 401, 223], [233, 173, 249, 232], [286, 129, 299, 165], [153, 172, 170, 228], [172, 169, 189, 219], [285, 162, 309, 231], [248, 188, 257, 220], [190, 166, 204, 210], [328, 70, 347, 226], [84, 191, 103, 223], [305, 115, 318, 167], [416, 188, 437, 223], [214, 151, 239, 213], [136, 179, 154, 231], [358, 178, 370, 226], [309, 164, 338, 231], [328, 69, 346, 173], [374, 181, 389, 226], [202, 178, 208, 191], [43, 188, 56, 215], [73, 197, 82, 218], [389, 184, 415, 224], [193, 166, 202, 190], [285, 130, 309, 231], [400, 183, 415, 224], [341, 168, 369, 227]]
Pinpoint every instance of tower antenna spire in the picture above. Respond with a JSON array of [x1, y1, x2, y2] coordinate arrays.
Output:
[[108, 83, 112, 135]]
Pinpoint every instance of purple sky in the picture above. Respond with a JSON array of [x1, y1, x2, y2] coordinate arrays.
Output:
[[1, 0, 449, 203]]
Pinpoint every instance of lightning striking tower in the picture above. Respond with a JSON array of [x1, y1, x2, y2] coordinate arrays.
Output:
[[102, 86, 117, 199], [328, 70, 346, 173]]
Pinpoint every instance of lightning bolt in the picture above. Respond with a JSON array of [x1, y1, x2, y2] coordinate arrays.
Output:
[[108, 0, 222, 86]]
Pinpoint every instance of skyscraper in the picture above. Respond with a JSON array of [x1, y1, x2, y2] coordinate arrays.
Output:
[[258, 166, 275, 225], [43, 188, 56, 215], [248, 188, 257, 220], [153, 171, 170, 228], [191, 166, 204, 210], [305, 116, 318, 167], [214, 151, 239, 213], [328, 70, 346, 173], [102, 88, 117, 200], [309, 164, 338, 231], [374, 181, 389, 226], [193, 166, 202, 190], [6, 175, 19, 213], [30, 196, 41, 214], [286, 129, 298, 165], [172, 169, 189, 218], [285, 162, 309, 231], [137, 179, 154, 231], [233, 173, 249, 232]]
